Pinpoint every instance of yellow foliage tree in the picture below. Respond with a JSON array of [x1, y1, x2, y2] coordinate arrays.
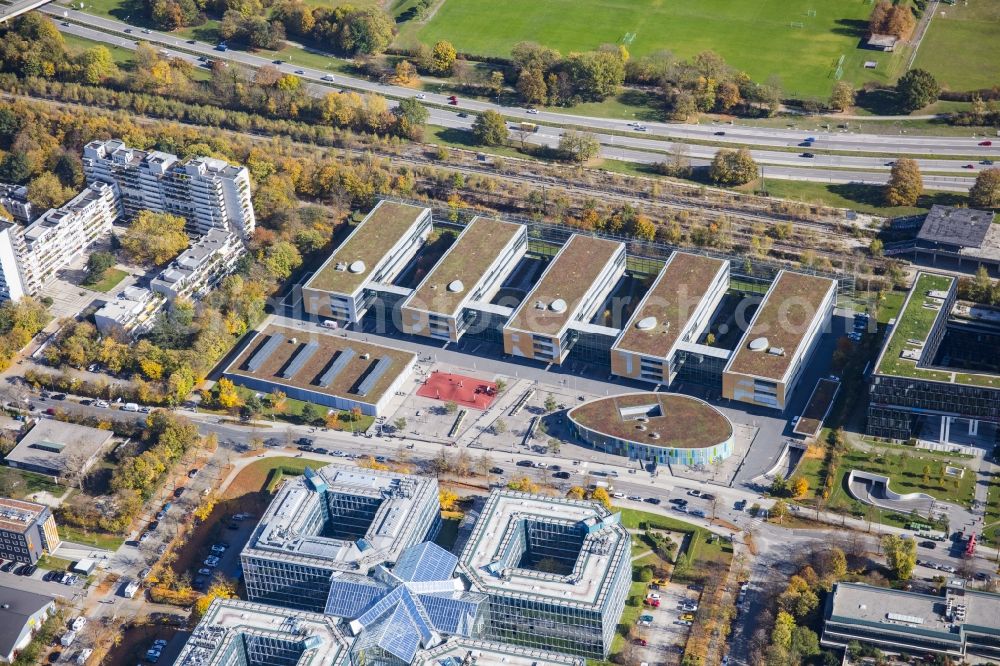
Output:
[[439, 489, 459, 511], [215, 378, 242, 410], [566, 486, 586, 500], [140, 358, 163, 381], [506, 475, 540, 494], [589, 486, 612, 510], [194, 579, 237, 619], [358, 455, 390, 471], [193, 492, 217, 522], [792, 477, 809, 498]]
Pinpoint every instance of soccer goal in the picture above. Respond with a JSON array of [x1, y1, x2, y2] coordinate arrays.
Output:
[[790, 21, 805, 28]]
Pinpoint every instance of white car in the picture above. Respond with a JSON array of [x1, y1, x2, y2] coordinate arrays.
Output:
[[414, 93, 426, 99], [534, 462, 548, 469], [526, 108, 539, 114], [646, 592, 660, 600], [321, 75, 334, 81], [612, 492, 626, 499], [198, 568, 213, 575], [70, 617, 87, 631], [95, 400, 109, 408], [204, 556, 220, 567]]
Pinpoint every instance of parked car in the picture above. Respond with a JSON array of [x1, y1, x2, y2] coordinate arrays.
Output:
[[644, 497, 662, 505], [920, 540, 937, 549], [681, 613, 695, 621], [198, 568, 213, 576], [688, 489, 702, 497]]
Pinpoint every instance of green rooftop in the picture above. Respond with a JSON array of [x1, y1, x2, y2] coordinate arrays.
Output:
[[876, 272, 1000, 388], [404, 217, 524, 318], [305, 202, 429, 295]]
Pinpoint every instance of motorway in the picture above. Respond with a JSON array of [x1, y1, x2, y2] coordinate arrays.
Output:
[[37, 6, 992, 192]]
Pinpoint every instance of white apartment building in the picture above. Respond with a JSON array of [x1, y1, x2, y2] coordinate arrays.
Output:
[[0, 182, 117, 300], [150, 228, 242, 301], [94, 286, 160, 337], [83, 139, 256, 239], [0, 184, 34, 223]]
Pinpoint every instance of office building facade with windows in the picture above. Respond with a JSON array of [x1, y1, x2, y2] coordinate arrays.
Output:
[[459, 491, 631, 659], [242, 465, 440, 613], [0, 498, 60, 565]]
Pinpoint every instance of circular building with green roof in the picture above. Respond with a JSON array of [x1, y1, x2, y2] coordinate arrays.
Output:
[[567, 392, 734, 466]]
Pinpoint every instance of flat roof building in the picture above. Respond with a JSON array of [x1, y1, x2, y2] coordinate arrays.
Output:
[[867, 271, 1000, 441], [722, 270, 837, 411], [611, 252, 729, 385], [83, 139, 256, 239], [459, 490, 631, 659], [223, 325, 416, 416], [822, 581, 1000, 661], [568, 392, 734, 466], [0, 497, 60, 565], [400, 217, 526, 343], [94, 286, 160, 338], [302, 201, 432, 324], [5, 420, 115, 481], [150, 228, 242, 301], [503, 235, 626, 365], [0, 584, 56, 663], [325, 541, 489, 665], [242, 464, 440, 612], [413, 639, 583, 666], [175, 599, 351, 666]]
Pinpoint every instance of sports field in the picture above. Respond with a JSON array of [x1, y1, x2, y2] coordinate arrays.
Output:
[[399, 0, 906, 98], [912, 1, 1000, 92]]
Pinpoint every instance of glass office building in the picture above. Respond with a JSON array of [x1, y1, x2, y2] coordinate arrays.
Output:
[[459, 491, 632, 659], [241, 465, 440, 612]]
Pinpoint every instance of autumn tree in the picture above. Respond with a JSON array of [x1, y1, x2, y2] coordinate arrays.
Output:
[[394, 59, 417, 84], [339, 8, 395, 55], [770, 499, 789, 523], [471, 110, 508, 146], [428, 40, 457, 75], [26, 172, 73, 210], [214, 378, 243, 411], [791, 477, 809, 498], [882, 534, 917, 580], [557, 130, 600, 163], [970, 168, 1000, 209], [507, 474, 540, 493], [193, 579, 237, 619], [78, 45, 118, 84], [709, 148, 758, 185], [516, 67, 547, 105], [120, 210, 189, 266], [439, 489, 458, 511], [589, 486, 612, 510], [885, 158, 923, 207], [829, 81, 855, 112]]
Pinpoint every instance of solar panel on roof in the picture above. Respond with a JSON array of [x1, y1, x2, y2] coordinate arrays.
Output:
[[246, 334, 284, 372], [317, 349, 355, 388], [280, 341, 319, 379], [355, 357, 391, 397]]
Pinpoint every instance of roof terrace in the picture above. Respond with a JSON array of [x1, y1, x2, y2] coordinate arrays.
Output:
[[405, 217, 524, 318], [726, 271, 835, 381], [306, 201, 429, 295], [613, 252, 727, 358], [505, 235, 624, 337]]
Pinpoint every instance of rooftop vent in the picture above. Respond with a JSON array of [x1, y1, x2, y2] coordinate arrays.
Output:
[[768, 347, 785, 356], [534, 300, 546, 310], [549, 298, 567, 313], [748, 337, 769, 352], [636, 316, 657, 331], [447, 280, 464, 293], [348, 260, 366, 274], [334, 262, 347, 271], [649, 432, 660, 439]]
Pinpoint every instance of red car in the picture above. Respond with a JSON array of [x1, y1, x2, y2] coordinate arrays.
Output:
[[979, 140, 993, 147], [633, 638, 648, 647], [963, 164, 975, 169], [447, 95, 458, 105], [644, 598, 660, 607]]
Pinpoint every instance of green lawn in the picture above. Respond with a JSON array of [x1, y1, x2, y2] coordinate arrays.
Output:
[[85, 268, 128, 293], [399, 0, 906, 98], [738, 180, 969, 216], [62, 33, 136, 67], [913, 1, 1000, 92], [57, 525, 126, 551], [36, 554, 75, 570], [799, 443, 977, 512]]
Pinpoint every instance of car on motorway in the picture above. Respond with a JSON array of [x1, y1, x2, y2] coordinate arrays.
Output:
[[448, 95, 458, 105], [141, 28, 151, 34], [885, 160, 896, 167], [980, 140, 993, 146], [62, 21, 71, 26], [295, 69, 304, 75], [805, 136, 816, 142], [457, 112, 469, 118], [964, 164, 975, 169], [124, 28, 133, 33], [714, 131, 726, 136], [635, 125, 647, 131], [983, 159, 995, 165], [187, 39, 196, 43], [321, 75, 335, 82], [273, 60, 284, 64], [644, 497, 662, 505], [800, 152, 815, 158]]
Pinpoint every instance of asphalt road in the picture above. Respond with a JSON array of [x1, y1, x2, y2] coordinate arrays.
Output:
[[39, 8, 984, 191]]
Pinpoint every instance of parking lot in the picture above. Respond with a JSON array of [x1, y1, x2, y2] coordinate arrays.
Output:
[[632, 579, 702, 663]]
